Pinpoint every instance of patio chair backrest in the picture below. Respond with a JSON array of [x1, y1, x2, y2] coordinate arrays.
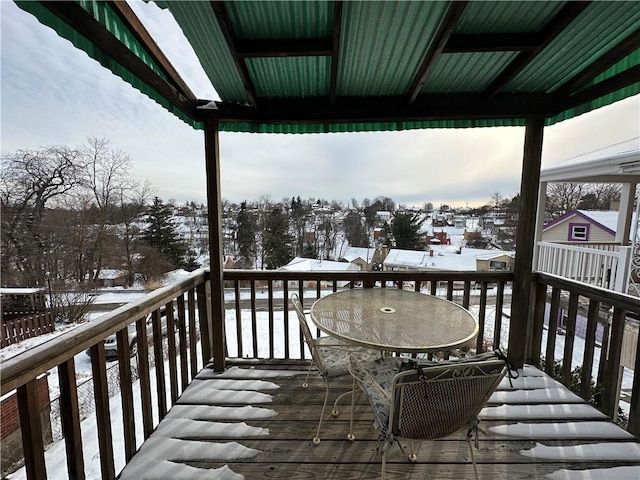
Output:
[[291, 294, 324, 371], [390, 358, 506, 439]]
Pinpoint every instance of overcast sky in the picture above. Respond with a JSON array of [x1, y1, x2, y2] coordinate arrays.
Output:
[[2, 1, 639, 208]]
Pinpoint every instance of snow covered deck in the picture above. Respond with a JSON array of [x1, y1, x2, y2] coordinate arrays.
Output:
[[119, 359, 640, 480]]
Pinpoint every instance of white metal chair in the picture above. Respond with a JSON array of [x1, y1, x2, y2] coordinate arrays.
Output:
[[350, 351, 510, 479], [291, 293, 380, 445]]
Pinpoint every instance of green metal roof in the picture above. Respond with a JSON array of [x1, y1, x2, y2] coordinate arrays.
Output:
[[14, 1, 640, 134]]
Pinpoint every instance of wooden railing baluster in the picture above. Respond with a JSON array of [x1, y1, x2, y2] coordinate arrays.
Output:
[[545, 287, 561, 375], [234, 280, 243, 358], [151, 309, 167, 419], [476, 281, 488, 352], [283, 281, 290, 359], [58, 358, 85, 479], [116, 328, 136, 463], [17, 379, 47, 480], [89, 342, 115, 480], [136, 316, 153, 439], [166, 302, 179, 405], [561, 293, 579, 386], [269, 280, 274, 358], [493, 280, 505, 350], [581, 299, 599, 401], [177, 294, 188, 392], [251, 281, 258, 357], [601, 307, 627, 418], [198, 281, 211, 364], [188, 289, 198, 375]]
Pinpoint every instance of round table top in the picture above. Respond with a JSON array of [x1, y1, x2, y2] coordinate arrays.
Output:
[[310, 289, 478, 353]]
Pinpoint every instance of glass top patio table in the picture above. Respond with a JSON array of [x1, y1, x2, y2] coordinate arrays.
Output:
[[309, 289, 479, 354]]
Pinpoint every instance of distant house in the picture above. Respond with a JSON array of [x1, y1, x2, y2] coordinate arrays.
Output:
[[280, 257, 359, 288], [95, 269, 128, 288], [475, 252, 515, 272], [383, 246, 516, 273], [339, 246, 376, 271], [281, 257, 360, 273], [542, 210, 618, 243], [382, 249, 430, 271]]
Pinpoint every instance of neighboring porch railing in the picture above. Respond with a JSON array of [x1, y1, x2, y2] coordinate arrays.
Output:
[[1, 268, 638, 480], [536, 241, 634, 292]]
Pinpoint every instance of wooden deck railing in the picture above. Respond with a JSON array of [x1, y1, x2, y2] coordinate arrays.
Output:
[[2, 268, 639, 479], [529, 272, 640, 436], [0, 270, 211, 480], [221, 270, 513, 359]]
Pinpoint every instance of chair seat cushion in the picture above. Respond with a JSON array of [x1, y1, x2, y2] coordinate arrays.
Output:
[[315, 337, 380, 377], [350, 357, 401, 429]]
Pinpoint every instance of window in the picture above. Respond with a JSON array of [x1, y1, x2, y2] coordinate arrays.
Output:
[[489, 260, 507, 270], [568, 222, 589, 241]]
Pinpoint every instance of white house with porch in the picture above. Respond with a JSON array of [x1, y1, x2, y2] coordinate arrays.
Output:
[[536, 139, 640, 295]]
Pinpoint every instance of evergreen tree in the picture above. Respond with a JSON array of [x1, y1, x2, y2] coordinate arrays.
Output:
[[290, 196, 309, 256], [141, 197, 186, 269], [236, 201, 256, 268], [392, 212, 425, 250], [263, 206, 293, 269], [343, 211, 368, 247]]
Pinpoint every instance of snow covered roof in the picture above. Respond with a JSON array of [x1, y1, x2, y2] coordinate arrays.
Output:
[[97, 269, 127, 280], [340, 247, 375, 263], [540, 138, 640, 184], [0, 288, 44, 295], [384, 246, 514, 271], [280, 257, 360, 272]]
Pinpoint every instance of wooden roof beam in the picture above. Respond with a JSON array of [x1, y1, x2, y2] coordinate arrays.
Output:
[[484, 1, 591, 100], [557, 27, 640, 97], [407, 1, 468, 104], [235, 38, 332, 58], [562, 64, 640, 111], [199, 92, 556, 124], [329, 1, 344, 105], [109, 1, 197, 102], [209, 1, 258, 107], [40, 1, 196, 118]]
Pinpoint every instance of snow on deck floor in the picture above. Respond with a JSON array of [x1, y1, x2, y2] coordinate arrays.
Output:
[[115, 364, 640, 480]]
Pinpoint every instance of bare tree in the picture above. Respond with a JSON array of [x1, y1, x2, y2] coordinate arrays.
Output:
[[79, 138, 135, 283], [1, 146, 84, 285], [588, 183, 622, 210], [546, 182, 584, 218]]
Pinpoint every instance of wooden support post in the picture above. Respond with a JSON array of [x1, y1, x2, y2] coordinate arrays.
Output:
[[509, 115, 544, 368], [204, 120, 226, 372]]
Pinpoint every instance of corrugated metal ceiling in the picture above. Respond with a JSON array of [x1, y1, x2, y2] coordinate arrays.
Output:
[[15, 0, 640, 133]]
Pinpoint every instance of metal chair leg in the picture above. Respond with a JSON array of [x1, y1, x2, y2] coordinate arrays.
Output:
[[331, 390, 352, 416], [467, 437, 479, 480], [302, 361, 314, 388], [313, 376, 330, 445], [347, 376, 356, 441]]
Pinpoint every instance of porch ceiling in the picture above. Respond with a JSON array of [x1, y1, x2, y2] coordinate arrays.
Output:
[[540, 139, 640, 183], [14, 0, 640, 133]]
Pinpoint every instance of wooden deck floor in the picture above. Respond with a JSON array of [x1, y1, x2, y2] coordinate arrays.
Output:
[[119, 359, 640, 480]]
